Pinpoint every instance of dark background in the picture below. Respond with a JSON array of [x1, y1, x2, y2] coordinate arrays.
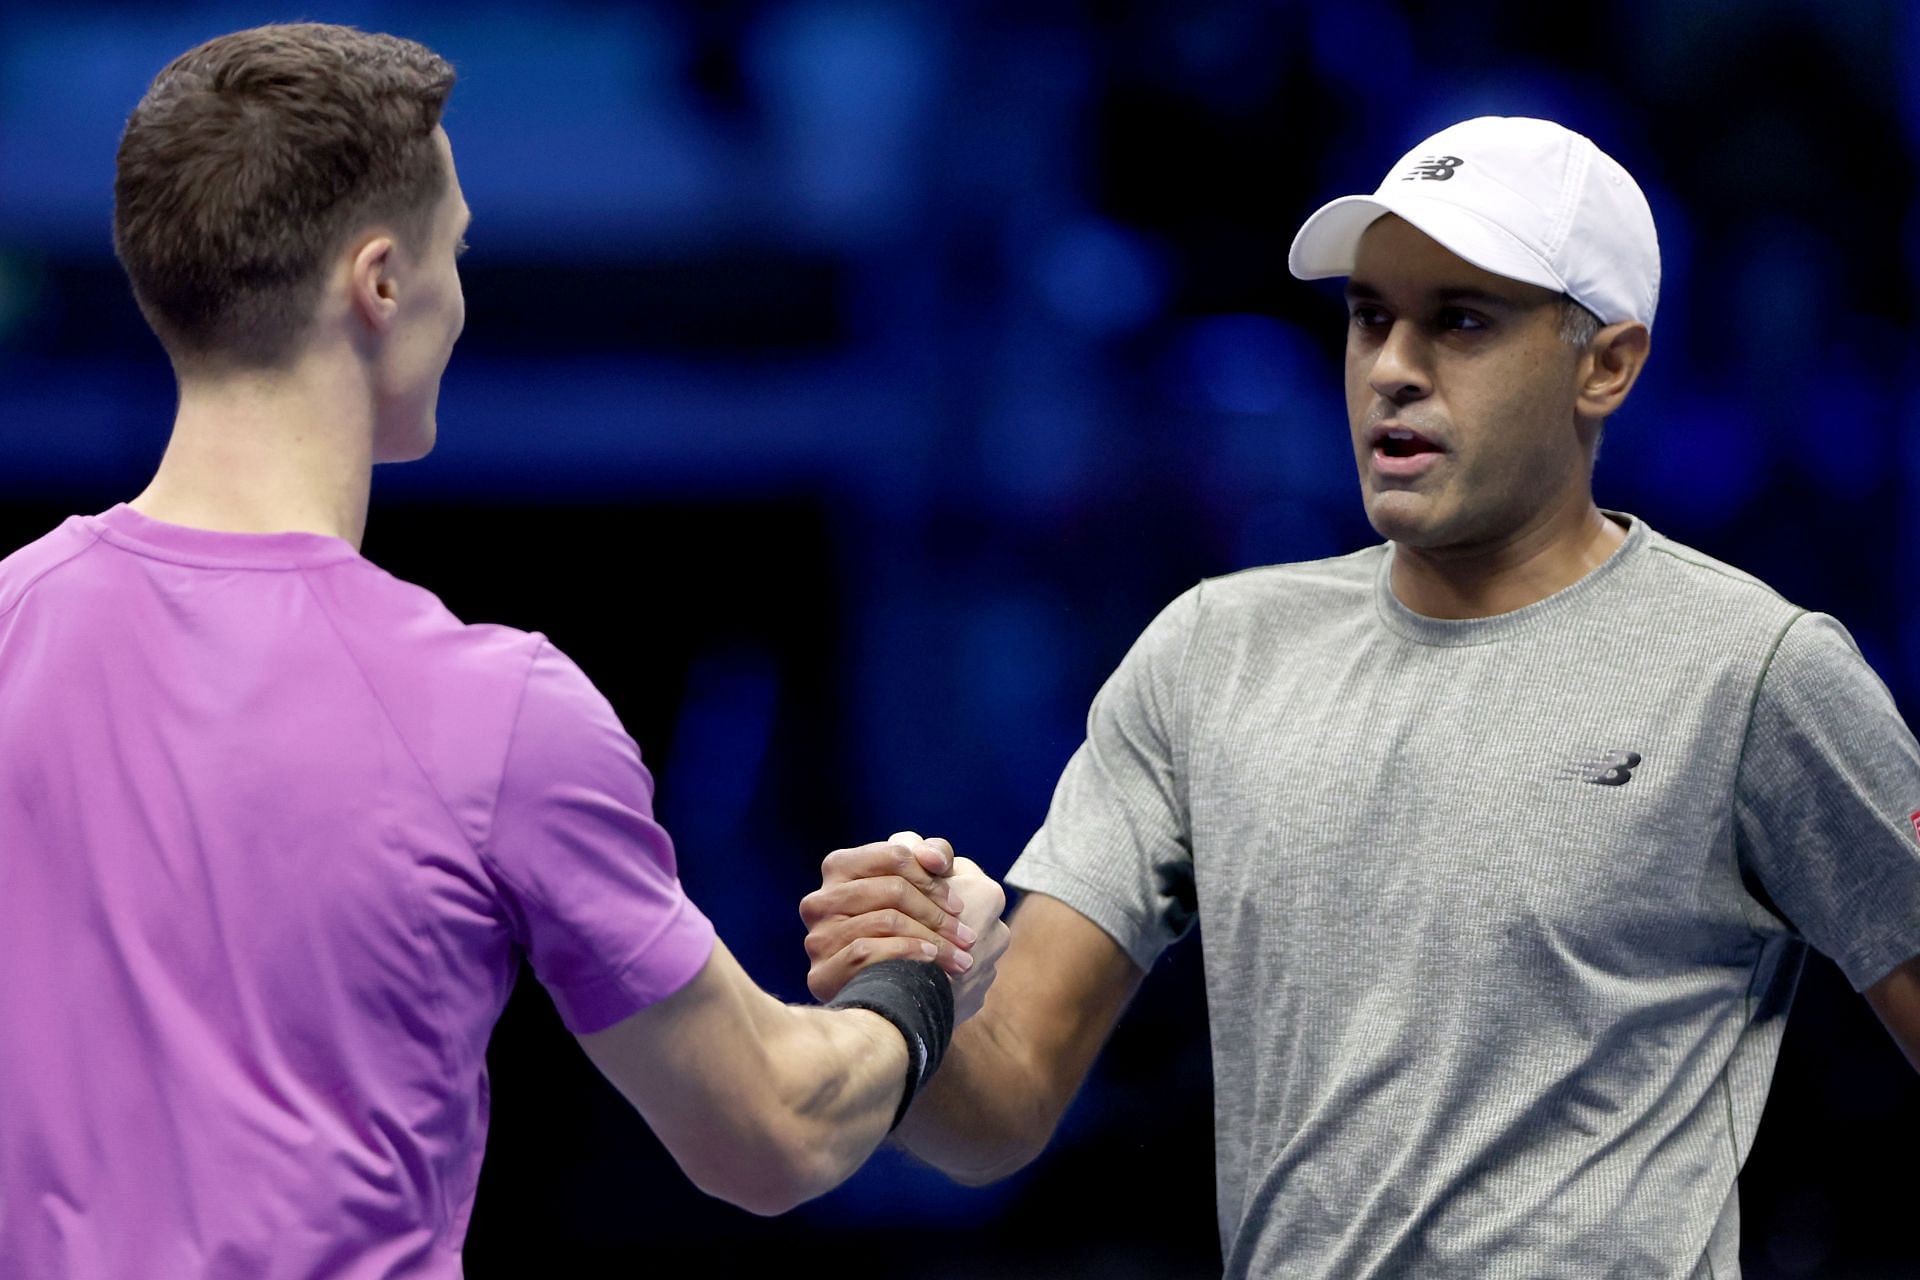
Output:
[[3, 1, 1916, 1275]]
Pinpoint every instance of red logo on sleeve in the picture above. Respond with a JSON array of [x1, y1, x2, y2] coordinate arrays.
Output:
[[1908, 810, 1920, 845]]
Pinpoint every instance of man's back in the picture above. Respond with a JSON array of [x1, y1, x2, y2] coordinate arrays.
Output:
[[0, 505, 714, 1278]]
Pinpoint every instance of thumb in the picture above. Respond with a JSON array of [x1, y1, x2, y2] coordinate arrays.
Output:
[[890, 830, 952, 876], [916, 837, 955, 876]]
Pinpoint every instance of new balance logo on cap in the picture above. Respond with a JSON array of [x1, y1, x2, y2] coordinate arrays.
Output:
[[1404, 155, 1463, 181]]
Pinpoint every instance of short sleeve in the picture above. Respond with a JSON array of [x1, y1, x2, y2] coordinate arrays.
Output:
[[1005, 587, 1200, 972], [1735, 612, 1920, 990], [484, 643, 716, 1033]]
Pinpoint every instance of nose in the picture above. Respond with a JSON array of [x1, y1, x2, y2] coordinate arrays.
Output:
[[1366, 320, 1431, 405]]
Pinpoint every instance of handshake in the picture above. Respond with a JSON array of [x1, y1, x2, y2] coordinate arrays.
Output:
[[799, 830, 1012, 1023]]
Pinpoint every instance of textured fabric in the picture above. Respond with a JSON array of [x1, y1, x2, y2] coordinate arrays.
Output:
[[0, 505, 715, 1279], [1007, 514, 1920, 1279]]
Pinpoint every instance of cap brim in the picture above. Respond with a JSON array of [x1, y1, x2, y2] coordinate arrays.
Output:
[[1288, 193, 1568, 296]]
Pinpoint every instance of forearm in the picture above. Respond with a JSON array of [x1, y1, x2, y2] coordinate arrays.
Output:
[[893, 1005, 1062, 1184], [578, 941, 911, 1216], [754, 1001, 909, 1202]]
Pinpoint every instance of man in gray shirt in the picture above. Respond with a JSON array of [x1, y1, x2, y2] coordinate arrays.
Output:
[[799, 116, 1920, 1276]]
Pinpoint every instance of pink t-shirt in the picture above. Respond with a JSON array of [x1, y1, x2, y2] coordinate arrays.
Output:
[[0, 505, 716, 1277]]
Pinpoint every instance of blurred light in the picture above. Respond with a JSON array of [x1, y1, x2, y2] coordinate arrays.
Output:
[[979, 380, 1095, 509], [957, 593, 1071, 787], [752, 2, 934, 240], [1308, 0, 1414, 102], [1165, 314, 1351, 506], [1161, 5, 1284, 116], [1727, 221, 1832, 380], [1617, 395, 1767, 524], [1180, 313, 1311, 415], [656, 646, 779, 885], [1036, 219, 1166, 335], [433, 7, 725, 241], [0, 14, 159, 245], [1786, 359, 1882, 502]]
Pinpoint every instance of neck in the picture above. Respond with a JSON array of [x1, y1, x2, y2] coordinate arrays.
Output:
[[131, 350, 375, 551], [1389, 498, 1626, 620]]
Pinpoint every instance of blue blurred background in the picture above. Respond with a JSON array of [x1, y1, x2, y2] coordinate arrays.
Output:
[[3, 1, 1916, 1275]]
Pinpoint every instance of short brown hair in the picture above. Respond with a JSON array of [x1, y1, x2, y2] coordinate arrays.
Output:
[[113, 23, 455, 368]]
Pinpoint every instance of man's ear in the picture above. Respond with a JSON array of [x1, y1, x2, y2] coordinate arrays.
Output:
[[348, 235, 398, 335], [1576, 321, 1651, 420]]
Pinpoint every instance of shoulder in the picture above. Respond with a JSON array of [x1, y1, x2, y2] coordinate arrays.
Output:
[[1186, 544, 1384, 639], [0, 516, 105, 619], [301, 555, 548, 694], [1635, 524, 1803, 626], [311, 566, 628, 784], [1758, 611, 1880, 703], [300, 559, 560, 833], [1102, 546, 1384, 697]]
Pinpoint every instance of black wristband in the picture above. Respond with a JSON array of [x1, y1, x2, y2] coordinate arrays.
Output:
[[826, 959, 955, 1131]]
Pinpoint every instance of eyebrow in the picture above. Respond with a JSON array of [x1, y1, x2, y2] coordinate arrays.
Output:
[[1343, 280, 1527, 311]]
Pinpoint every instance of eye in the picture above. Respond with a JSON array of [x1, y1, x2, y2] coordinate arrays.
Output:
[[1436, 307, 1486, 332], [1349, 304, 1389, 330]]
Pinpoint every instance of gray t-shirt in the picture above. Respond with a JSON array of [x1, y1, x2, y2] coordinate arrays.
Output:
[[1006, 515, 1920, 1279]]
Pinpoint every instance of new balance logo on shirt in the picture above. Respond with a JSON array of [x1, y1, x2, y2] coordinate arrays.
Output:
[[1566, 750, 1642, 786]]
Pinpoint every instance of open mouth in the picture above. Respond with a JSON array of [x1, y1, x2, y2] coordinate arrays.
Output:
[[1375, 427, 1441, 458]]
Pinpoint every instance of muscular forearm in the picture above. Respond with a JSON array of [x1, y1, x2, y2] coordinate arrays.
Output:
[[578, 942, 911, 1216], [751, 1002, 909, 1206]]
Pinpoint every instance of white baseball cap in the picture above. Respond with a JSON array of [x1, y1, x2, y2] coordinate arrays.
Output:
[[1288, 116, 1660, 329]]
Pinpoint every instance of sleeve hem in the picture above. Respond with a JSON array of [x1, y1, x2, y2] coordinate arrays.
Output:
[[1004, 857, 1172, 974], [1838, 928, 1920, 994], [548, 894, 719, 1035]]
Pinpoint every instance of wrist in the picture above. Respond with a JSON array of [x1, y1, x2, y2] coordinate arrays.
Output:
[[826, 959, 955, 1130]]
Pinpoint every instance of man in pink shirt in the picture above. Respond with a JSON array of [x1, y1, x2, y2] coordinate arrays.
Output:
[[0, 23, 1009, 1278]]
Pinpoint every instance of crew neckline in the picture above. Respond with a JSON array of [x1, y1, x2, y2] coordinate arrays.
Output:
[[85, 504, 362, 571], [1374, 512, 1648, 647]]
